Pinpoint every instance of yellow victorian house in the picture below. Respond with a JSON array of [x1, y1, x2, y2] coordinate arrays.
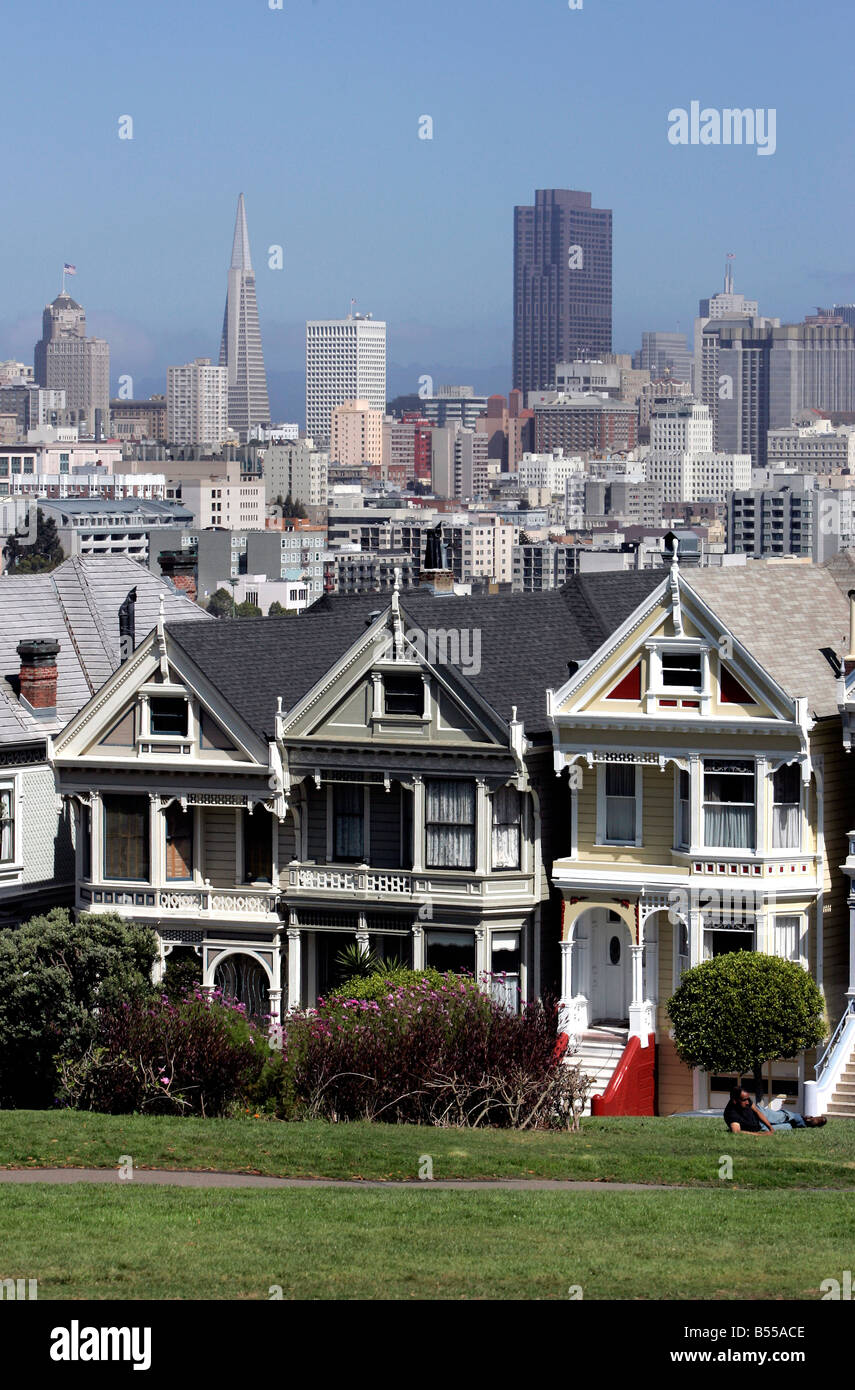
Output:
[[548, 557, 854, 1116]]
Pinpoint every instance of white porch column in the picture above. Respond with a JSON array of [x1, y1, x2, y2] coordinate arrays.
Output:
[[356, 914, 370, 959], [149, 793, 161, 886], [475, 926, 488, 989], [560, 938, 573, 1002], [689, 755, 701, 851], [412, 776, 425, 873], [90, 790, 103, 882], [286, 927, 302, 1012], [412, 922, 425, 970], [475, 781, 489, 876], [269, 930, 283, 1034], [688, 907, 704, 967], [847, 896, 855, 1000], [756, 756, 768, 855], [628, 943, 646, 1042]]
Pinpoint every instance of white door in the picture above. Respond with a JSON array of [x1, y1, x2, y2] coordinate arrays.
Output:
[[590, 922, 630, 1024]]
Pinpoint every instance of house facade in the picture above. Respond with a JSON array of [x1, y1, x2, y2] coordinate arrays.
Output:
[[549, 559, 854, 1113]]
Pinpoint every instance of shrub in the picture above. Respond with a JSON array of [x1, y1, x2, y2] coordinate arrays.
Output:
[[325, 966, 449, 1002], [162, 948, 202, 1001], [57, 987, 283, 1117], [0, 909, 158, 1108], [668, 951, 826, 1090], [287, 978, 587, 1128]]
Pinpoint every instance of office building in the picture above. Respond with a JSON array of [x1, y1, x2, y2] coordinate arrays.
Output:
[[532, 394, 637, 454], [167, 360, 228, 447], [33, 291, 109, 436], [330, 399, 384, 468], [219, 194, 270, 436], [633, 332, 693, 383], [263, 440, 329, 510], [513, 188, 612, 397], [306, 314, 386, 444]]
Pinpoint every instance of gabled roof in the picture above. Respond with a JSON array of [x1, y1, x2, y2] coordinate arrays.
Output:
[[0, 556, 209, 742], [167, 570, 665, 741], [684, 564, 849, 718]]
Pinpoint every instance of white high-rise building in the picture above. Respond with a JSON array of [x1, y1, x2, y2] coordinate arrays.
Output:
[[646, 399, 750, 503], [167, 359, 228, 446], [517, 448, 585, 493], [306, 314, 386, 445]]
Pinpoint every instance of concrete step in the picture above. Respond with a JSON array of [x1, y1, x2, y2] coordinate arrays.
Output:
[[565, 1029, 630, 1116], [826, 1103, 855, 1117]]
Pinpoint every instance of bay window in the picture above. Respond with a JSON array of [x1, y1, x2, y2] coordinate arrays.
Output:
[[426, 779, 475, 869], [604, 764, 636, 844], [772, 763, 801, 849], [492, 786, 521, 870], [333, 784, 364, 862], [103, 794, 150, 881], [703, 760, 755, 849]]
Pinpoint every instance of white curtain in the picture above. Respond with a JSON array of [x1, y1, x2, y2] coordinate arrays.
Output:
[[605, 765, 635, 841], [772, 764, 801, 849], [773, 915, 803, 963], [426, 780, 475, 869], [703, 765, 754, 848], [334, 784, 364, 860], [492, 786, 521, 869], [0, 789, 12, 862]]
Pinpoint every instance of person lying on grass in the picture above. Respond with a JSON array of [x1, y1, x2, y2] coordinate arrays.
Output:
[[723, 1086, 827, 1133]]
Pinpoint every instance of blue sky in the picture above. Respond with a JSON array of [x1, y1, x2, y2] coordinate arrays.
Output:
[[4, 0, 854, 419]]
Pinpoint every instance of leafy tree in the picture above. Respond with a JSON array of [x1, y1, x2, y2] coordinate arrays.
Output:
[[162, 947, 202, 1001], [3, 508, 64, 572], [267, 601, 296, 617], [234, 600, 262, 618], [281, 492, 308, 520], [0, 908, 158, 1106], [206, 587, 236, 618], [667, 952, 826, 1098]]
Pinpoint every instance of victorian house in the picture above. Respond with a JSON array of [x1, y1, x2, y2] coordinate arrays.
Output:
[[0, 556, 206, 926], [549, 558, 854, 1115], [49, 573, 662, 1019]]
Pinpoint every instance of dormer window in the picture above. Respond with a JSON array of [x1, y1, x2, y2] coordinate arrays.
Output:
[[149, 697, 188, 736], [661, 651, 701, 689], [383, 674, 423, 716]]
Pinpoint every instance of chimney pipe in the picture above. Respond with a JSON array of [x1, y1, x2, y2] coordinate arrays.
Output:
[[118, 587, 137, 662], [846, 590, 855, 675], [16, 638, 60, 716]]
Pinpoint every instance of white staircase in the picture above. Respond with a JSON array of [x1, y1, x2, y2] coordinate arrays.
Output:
[[827, 1058, 855, 1117], [566, 1026, 629, 1116]]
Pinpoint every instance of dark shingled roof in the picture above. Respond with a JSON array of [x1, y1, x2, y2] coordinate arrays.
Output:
[[167, 570, 665, 741]]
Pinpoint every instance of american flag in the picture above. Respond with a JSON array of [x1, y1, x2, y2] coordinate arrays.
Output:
[[63, 263, 77, 275]]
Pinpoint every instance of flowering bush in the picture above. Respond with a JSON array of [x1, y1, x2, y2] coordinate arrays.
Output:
[[286, 976, 586, 1128], [56, 987, 283, 1117]]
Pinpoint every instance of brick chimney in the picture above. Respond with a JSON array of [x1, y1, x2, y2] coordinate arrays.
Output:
[[16, 638, 60, 715], [158, 550, 197, 603]]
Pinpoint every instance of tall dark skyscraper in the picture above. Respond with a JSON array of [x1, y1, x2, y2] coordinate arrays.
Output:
[[219, 193, 270, 435], [513, 188, 612, 400]]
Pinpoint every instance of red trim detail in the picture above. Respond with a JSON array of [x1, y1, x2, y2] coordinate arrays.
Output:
[[553, 1032, 571, 1063], [720, 667, 756, 704], [606, 663, 641, 700], [659, 699, 677, 707], [590, 1034, 656, 1116]]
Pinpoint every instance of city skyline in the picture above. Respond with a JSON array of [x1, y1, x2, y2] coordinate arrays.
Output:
[[2, 0, 854, 421]]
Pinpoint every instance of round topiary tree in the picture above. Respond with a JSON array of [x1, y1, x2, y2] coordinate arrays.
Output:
[[667, 951, 826, 1100]]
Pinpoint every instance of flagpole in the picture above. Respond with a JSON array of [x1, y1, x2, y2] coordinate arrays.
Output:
[[61, 265, 65, 295]]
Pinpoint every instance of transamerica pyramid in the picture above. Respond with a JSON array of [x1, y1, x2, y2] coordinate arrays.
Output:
[[219, 193, 270, 435]]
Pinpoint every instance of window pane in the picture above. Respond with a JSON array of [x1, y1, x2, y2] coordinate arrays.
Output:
[[426, 929, 475, 974], [150, 698, 188, 736], [243, 809, 272, 882], [703, 805, 754, 848], [333, 784, 364, 861], [426, 779, 475, 869], [661, 652, 701, 687], [773, 915, 802, 961], [773, 763, 800, 804], [492, 786, 521, 870], [165, 804, 194, 880], [0, 788, 13, 862], [606, 764, 634, 798], [606, 797, 635, 841], [104, 795, 150, 880], [384, 674, 423, 715]]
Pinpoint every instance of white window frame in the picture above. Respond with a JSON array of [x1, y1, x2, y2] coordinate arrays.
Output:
[[674, 766, 690, 851], [0, 776, 22, 877], [701, 757, 757, 853], [772, 913, 808, 969], [596, 762, 643, 848], [326, 783, 370, 864], [770, 761, 803, 853], [644, 640, 711, 715]]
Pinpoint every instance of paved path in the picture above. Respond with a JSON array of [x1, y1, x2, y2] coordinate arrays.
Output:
[[0, 1167, 679, 1192]]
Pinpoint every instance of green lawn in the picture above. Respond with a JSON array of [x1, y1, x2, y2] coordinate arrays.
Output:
[[1, 1110, 853, 1188], [1, 1184, 851, 1299]]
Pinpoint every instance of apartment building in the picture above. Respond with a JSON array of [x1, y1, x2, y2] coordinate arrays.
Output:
[[306, 316, 386, 444], [167, 360, 229, 447], [330, 399, 384, 468], [179, 478, 265, 531]]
